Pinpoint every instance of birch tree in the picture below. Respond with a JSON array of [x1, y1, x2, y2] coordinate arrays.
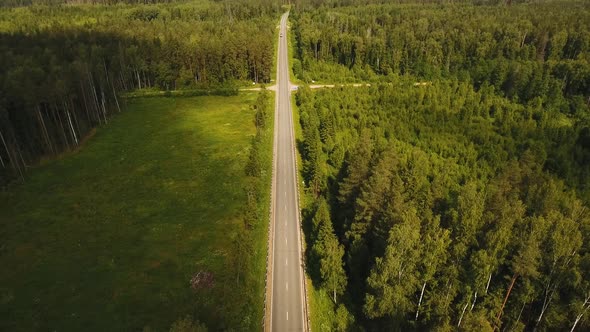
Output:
[[364, 207, 421, 320], [535, 210, 582, 328]]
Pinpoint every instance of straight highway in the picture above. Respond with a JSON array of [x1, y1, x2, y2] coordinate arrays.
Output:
[[268, 11, 307, 332]]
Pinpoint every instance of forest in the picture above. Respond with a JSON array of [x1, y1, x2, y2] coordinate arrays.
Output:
[[0, 0, 279, 184], [2, 0, 590, 330], [0, 0, 280, 329], [292, 0, 590, 331]]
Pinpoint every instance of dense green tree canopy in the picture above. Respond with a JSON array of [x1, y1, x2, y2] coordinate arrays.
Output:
[[294, 3, 590, 325]]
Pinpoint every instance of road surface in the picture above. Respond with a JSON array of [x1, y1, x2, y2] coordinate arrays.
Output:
[[269, 11, 307, 332]]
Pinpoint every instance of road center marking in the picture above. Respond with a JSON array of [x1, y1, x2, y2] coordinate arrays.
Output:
[[269, 13, 307, 330]]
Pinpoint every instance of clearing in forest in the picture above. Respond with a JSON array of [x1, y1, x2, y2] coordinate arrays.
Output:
[[0, 94, 271, 331]]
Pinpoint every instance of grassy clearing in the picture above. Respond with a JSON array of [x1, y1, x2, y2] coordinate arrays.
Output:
[[0, 93, 272, 331], [308, 283, 338, 331]]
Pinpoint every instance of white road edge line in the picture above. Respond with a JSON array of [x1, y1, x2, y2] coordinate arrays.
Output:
[[285, 21, 308, 330]]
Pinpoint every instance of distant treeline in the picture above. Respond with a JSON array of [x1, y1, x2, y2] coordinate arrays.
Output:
[[289, 0, 570, 9], [291, 1, 590, 108], [1, 0, 190, 7], [0, 1, 278, 183], [0, 0, 562, 7]]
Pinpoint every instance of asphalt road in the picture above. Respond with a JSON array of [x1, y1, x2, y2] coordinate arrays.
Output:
[[270, 12, 307, 332]]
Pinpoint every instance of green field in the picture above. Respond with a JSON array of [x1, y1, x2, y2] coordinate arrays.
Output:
[[0, 94, 272, 331]]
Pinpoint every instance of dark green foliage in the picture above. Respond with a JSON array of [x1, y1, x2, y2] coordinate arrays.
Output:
[[291, 1, 590, 104], [169, 316, 208, 332], [311, 199, 347, 303], [290, 7, 590, 321], [246, 140, 262, 177], [296, 76, 590, 330], [254, 90, 270, 131], [245, 90, 271, 179]]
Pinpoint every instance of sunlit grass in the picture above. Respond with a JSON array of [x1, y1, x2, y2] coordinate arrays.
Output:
[[0, 94, 270, 331]]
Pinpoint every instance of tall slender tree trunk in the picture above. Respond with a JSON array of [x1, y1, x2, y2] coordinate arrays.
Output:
[[136, 69, 142, 89], [497, 274, 519, 322], [536, 282, 556, 327], [120, 70, 128, 91], [314, 42, 318, 60], [54, 104, 70, 150], [111, 80, 121, 113], [253, 61, 258, 83], [458, 300, 469, 327], [37, 105, 53, 154], [17, 144, 26, 168], [69, 97, 82, 136], [92, 82, 101, 125], [470, 291, 478, 311], [103, 59, 120, 113], [142, 71, 148, 88], [66, 109, 78, 146], [0, 129, 23, 181], [101, 90, 108, 124], [0, 129, 10, 165], [0, 129, 5, 167], [444, 281, 453, 309], [80, 80, 92, 124], [333, 286, 336, 304], [570, 294, 590, 332], [63, 101, 73, 142], [510, 301, 526, 332], [89, 71, 102, 125], [416, 282, 427, 321], [13, 146, 25, 181]]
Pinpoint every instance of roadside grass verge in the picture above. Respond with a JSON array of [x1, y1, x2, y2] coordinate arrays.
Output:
[[309, 286, 339, 331], [0, 93, 272, 331]]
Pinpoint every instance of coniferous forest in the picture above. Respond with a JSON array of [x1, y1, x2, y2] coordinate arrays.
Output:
[[291, 0, 590, 331]]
